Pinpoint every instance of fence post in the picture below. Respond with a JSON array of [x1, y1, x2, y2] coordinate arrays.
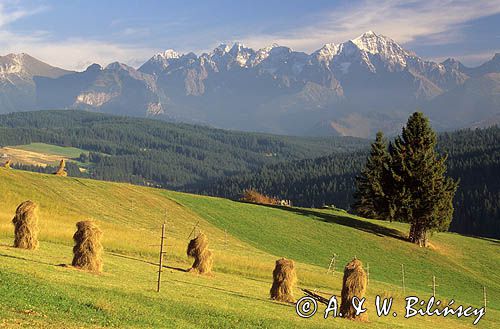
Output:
[[157, 222, 166, 293], [483, 286, 487, 310], [326, 253, 337, 275], [366, 263, 370, 284], [401, 264, 406, 295]]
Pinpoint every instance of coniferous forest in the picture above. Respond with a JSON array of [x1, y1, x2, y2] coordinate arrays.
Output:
[[0, 110, 498, 238]]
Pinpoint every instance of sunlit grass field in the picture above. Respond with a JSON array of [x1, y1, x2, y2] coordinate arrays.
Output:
[[0, 168, 498, 328], [12, 143, 87, 159]]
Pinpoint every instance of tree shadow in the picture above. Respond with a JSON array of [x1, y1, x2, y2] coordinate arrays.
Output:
[[244, 202, 408, 242], [167, 277, 292, 307], [108, 252, 187, 273]]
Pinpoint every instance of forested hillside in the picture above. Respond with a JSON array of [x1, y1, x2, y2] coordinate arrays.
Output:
[[201, 126, 500, 238], [0, 110, 366, 188], [0, 111, 497, 238]]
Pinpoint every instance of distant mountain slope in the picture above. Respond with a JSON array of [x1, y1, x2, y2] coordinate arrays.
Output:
[[0, 110, 367, 188], [0, 32, 498, 137], [0, 53, 72, 113], [35, 62, 162, 116], [428, 73, 500, 129]]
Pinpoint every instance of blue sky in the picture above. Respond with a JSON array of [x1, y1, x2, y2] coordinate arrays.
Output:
[[1, 0, 499, 70]]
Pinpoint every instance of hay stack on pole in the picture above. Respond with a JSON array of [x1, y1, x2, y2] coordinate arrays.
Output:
[[54, 159, 67, 176], [270, 258, 297, 303], [3, 159, 12, 169], [186, 232, 213, 275], [340, 258, 367, 321], [72, 221, 103, 273], [12, 200, 39, 250]]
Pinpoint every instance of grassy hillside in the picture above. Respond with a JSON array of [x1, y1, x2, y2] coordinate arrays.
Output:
[[12, 143, 87, 159], [0, 168, 498, 328]]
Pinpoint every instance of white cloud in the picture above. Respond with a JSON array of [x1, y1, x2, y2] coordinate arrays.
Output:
[[0, 1, 47, 27], [0, 1, 498, 70], [0, 2, 159, 70], [238, 0, 500, 51]]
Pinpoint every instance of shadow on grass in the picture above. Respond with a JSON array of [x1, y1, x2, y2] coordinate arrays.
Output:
[[237, 201, 408, 242], [470, 236, 500, 245], [168, 277, 293, 307], [108, 252, 187, 273], [0, 252, 57, 266]]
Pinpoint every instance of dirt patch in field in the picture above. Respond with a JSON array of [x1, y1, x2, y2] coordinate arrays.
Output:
[[0, 147, 70, 167]]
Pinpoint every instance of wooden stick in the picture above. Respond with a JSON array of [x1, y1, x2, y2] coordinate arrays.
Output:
[[326, 253, 336, 275], [483, 286, 487, 310], [366, 263, 370, 284], [432, 276, 436, 297], [157, 223, 166, 293], [187, 220, 200, 239], [401, 264, 405, 293], [302, 288, 330, 305]]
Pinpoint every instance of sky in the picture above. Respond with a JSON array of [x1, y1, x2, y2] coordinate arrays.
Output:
[[1, 0, 499, 70]]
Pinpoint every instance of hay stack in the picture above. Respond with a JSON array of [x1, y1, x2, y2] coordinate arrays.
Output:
[[270, 258, 297, 303], [72, 221, 103, 273], [340, 258, 368, 321], [3, 159, 12, 169], [186, 232, 213, 274], [12, 200, 39, 250], [54, 159, 67, 176]]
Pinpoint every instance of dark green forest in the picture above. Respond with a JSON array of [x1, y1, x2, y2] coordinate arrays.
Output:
[[0, 110, 498, 238], [0, 110, 366, 188], [199, 126, 500, 239]]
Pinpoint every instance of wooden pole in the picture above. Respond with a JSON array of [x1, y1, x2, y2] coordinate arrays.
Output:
[[366, 263, 370, 284], [326, 253, 336, 275], [157, 222, 166, 293], [187, 220, 200, 239], [428, 275, 439, 297], [401, 264, 405, 293], [432, 275, 436, 297], [483, 286, 487, 310]]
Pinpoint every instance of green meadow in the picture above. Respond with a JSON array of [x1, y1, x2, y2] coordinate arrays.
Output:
[[11, 143, 87, 159], [0, 168, 498, 328]]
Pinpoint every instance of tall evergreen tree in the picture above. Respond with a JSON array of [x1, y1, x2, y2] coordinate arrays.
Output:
[[388, 112, 458, 246], [353, 131, 390, 219]]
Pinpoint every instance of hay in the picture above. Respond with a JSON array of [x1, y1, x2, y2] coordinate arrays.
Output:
[[270, 258, 297, 303], [54, 159, 67, 176], [186, 232, 213, 275], [340, 258, 368, 321], [72, 221, 103, 273], [12, 200, 39, 250], [3, 159, 12, 169]]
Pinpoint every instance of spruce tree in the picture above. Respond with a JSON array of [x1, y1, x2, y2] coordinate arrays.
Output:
[[388, 112, 458, 246], [353, 131, 390, 219]]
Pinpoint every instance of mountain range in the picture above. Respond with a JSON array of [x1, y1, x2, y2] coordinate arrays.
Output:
[[0, 31, 498, 137]]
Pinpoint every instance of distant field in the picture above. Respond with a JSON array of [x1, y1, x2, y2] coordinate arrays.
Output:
[[0, 168, 498, 328], [0, 143, 87, 168], [13, 143, 87, 159]]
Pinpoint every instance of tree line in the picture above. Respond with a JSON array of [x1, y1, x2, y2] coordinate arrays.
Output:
[[201, 125, 499, 239], [0, 110, 498, 239]]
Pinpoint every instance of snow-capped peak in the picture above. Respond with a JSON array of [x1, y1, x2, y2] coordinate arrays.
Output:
[[214, 43, 232, 54], [352, 31, 394, 53], [314, 43, 339, 62], [159, 49, 181, 60], [0, 53, 29, 75], [154, 49, 181, 60], [351, 31, 410, 67]]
